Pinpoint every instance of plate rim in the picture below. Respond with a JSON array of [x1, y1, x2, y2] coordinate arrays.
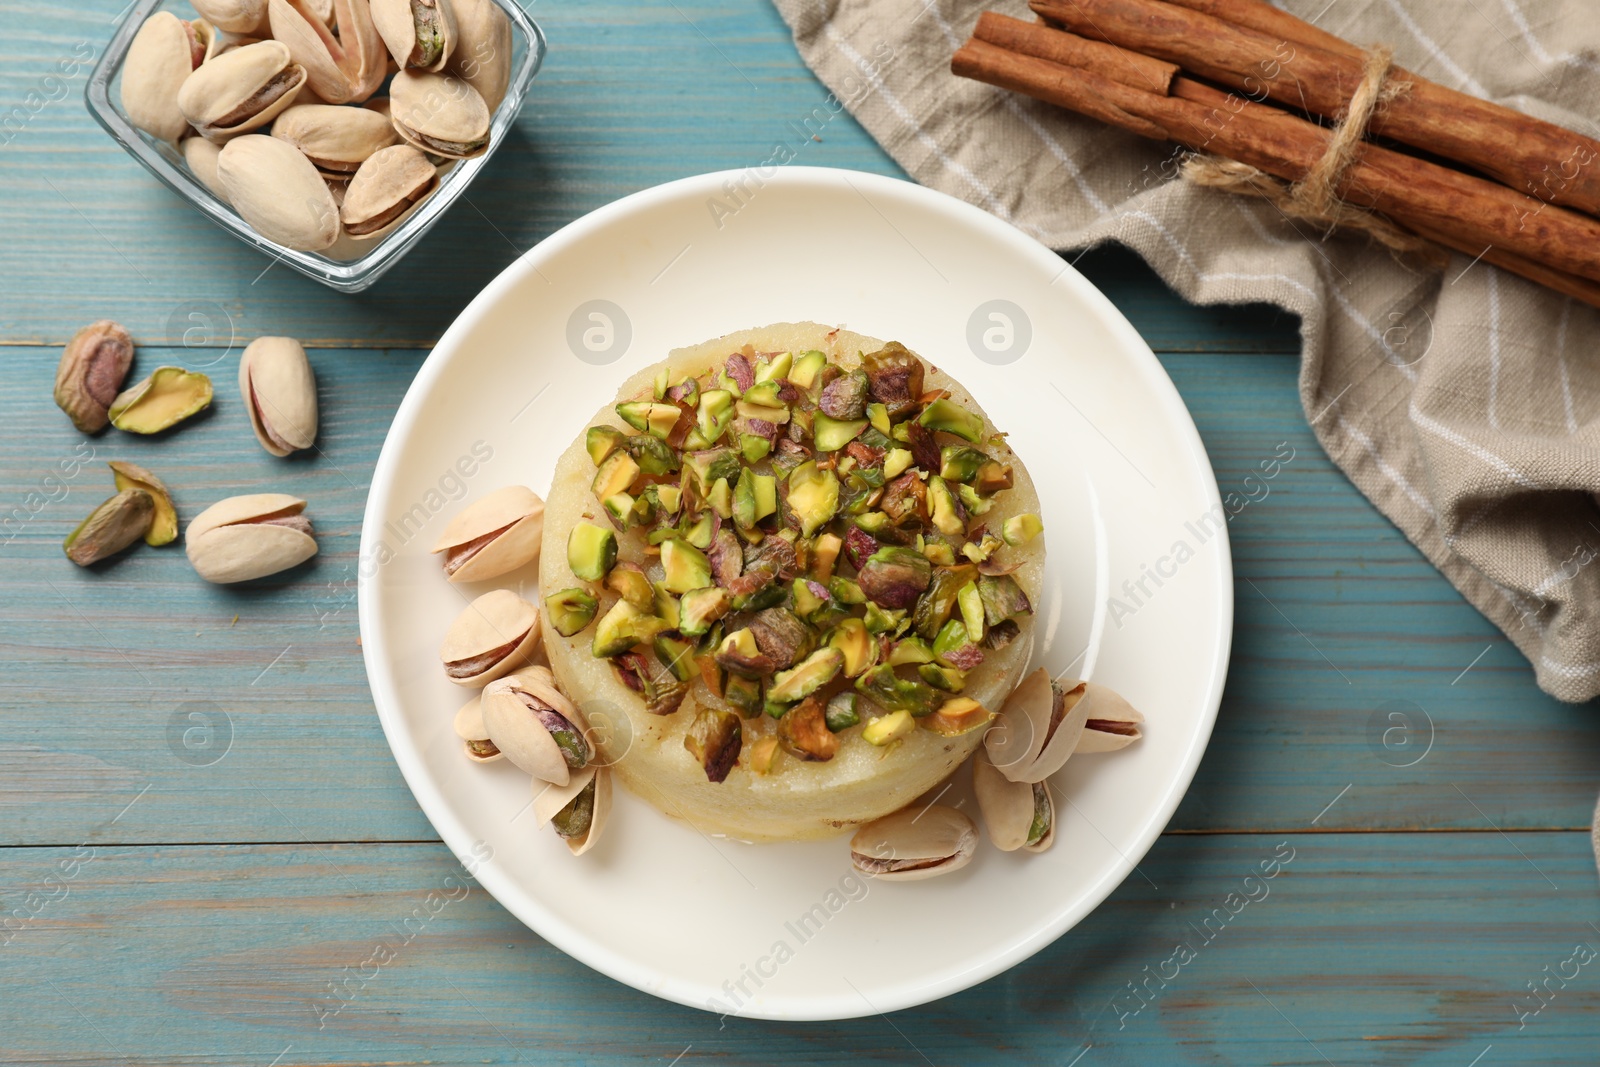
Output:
[[358, 165, 1233, 1020]]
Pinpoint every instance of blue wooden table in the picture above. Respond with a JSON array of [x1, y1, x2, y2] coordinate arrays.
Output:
[[4, 2, 1599, 1063]]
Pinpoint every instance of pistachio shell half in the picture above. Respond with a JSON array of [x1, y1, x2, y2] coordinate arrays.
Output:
[[372, 0, 458, 72], [183, 136, 231, 204], [64, 490, 155, 567], [189, 0, 270, 35], [430, 485, 544, 582], [108, 461, 179, 546], [446, 0, 512, 111], [267, 0, 387, 105], [186, 493, 318, 583], [217, 134, 342, 251], [453, 696, 502, 763], [54, 320, 134, 434], [239, 336, 318, 456], [849, 804, 977, 881], [533, 764, 610, 856], [177, 39, 307, 142], [271, 103, 399, 180], [983, 668, 1091, 784], [439, 588, 540, 687], [122, 12, 209, 142], [389, 69, 489, 159], [481, 667, 593, 784], [972, 748, 1054, 853], [108, 366, 214, 434], [340, 144, 439, 238]]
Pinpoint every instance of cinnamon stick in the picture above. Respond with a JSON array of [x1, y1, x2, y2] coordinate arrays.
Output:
[[1156, 0, 1358, 58], [973, 11, 1177, 94], [1030, 0, 1600, 219], [951, 37, 1600, 288]]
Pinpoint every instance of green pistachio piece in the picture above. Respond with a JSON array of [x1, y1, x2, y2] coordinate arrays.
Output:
[[755, 351, 794, 383], [1003, 513, 1044, 546], [927, 476, 966, 537], [685, 447, 741, 493], [958, 483, 993, 516], [767, 647, 843, 705], [827, 617, 876, 677], [974, 460, 1014, 494], [677, 585, 730, 636], [652, 365, 671, 400], [740, 433, 772, 463], [866, 402, 891, 435], [918, 663, 966, 692], [617, 400, 681, 439], [742, 380, 783, 407], [587, 425, 626, 465], [790, 350, 827, 389], [1026, 782, 1052, 846], [706, 477, 733, 519], [696, 389, 735, 442], [922, 541, 956, 566], [785, 461, 840, 537], [723, 673, 763, 717], [824, 691, 861, 732], [683, 512, 715, 549], [882, 447, 914, 479], [863, 601, 906, 635], [862, 709, 914, 746], [792, 577, 829, 620], [888, 636, 934, 665], [64, 489, 154, 566], [917, 398, 984, 443], [545, 588, 599, 637], [957, 580, 986, 643], [978, 574, 1033, 625], [605, 563, 655, 609], [813, 412, 868, 452], [108, 366, 212, 434], [654, 634, 698, 682], [592, 450, 640, 502], [940, 445, 989, 483], [661, 537, 712, 594], [107, 461, 178, 546], [625, 433, 680, 476], [827, 575, 866, 605], [567, 522, 617, 582], [733, 469, 759, 531], [602, 491, 636, 530], [592, 599, 669, 657], [656, 485, 683, 516], [857, 545, 932, 610], [854, 663, 940, 717]]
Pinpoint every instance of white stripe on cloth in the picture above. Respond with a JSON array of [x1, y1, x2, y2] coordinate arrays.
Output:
[[1382, 0, 1493, 97], [1488, 268, 1503, 430], [1409, 400, 1541, 489]]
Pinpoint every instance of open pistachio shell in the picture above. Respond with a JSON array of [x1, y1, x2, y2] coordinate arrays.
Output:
[[453, 697, 502, 763], [240, 336, 318, 456], [217, 134, 342, 251], [372, 0, 458, 72], [389, 69, 489, 159], [108, 461, 179, 546], [185, 493, 317, 583], [108, 366, 213, 434], [340, 144, 439, 239], [122, 12, 208, 142], [177, 39, 307, 142], [267, 0, 387, 105], [983, 668, 1091, 784], [183, 136, 230, 204], [430, 485, 544, 582], [54, 320, 134, 434], [533, 764, 610, 856], [480, 667, 592, 784], [972, 748, 1054, 853], [849, 804, 977, 881], [189, 0, 270, 34], [439, 589, 540, 687], [1074, 686, 1145, 753], [446, 0, 511, 111], [271, 103, 399, 180]]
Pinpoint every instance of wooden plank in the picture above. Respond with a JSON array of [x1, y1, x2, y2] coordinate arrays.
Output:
[[3, 343, 1595, 847], [0, 833, 1595, 1064], [0, 3, 1296, 355]]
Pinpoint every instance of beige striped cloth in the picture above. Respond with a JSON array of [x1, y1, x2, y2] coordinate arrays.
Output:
[[772, 0, 1600, 873]]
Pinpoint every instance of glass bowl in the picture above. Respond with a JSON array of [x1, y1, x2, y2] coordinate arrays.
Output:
[[85, 0, 545, 293]]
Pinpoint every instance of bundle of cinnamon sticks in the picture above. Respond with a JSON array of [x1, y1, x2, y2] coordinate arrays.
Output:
[[952, 0, 1600, 307]]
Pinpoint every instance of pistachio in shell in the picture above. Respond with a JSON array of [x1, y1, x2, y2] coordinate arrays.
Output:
[[453, 696, 501, 763], [446, 0, 512, 111], [430, 485, 544, 582], [108, 461, 179, 546], [340, 144, 439, 238], [267, 0, 387, 105], [64, 489, 155, 567], [533, 763, 611, 856], [849, 804, 977, 881], [216, 134, 342, 251], [185, 493, 317, 583], [189, 0, 270, 35], [239, 336, 318, 456], [983, 668, 1093, 784], [177, 39, 307, 142], [108, 367, 213, 435], [389, 69, 490, 159], [481, 667, 592, 784], [183, 136, 231, 204], [271, 103, 400, 181], [121, 12, 212, 143], [972, 747, 1054, 853], [439, 588, 540, 687], [372, 0, 458, 72], [1075, 687, 1145, 753], [54, 320, 134, 434]]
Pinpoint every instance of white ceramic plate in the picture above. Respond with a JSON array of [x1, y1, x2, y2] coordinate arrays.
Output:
[[360, 167, 1231, 1021]]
